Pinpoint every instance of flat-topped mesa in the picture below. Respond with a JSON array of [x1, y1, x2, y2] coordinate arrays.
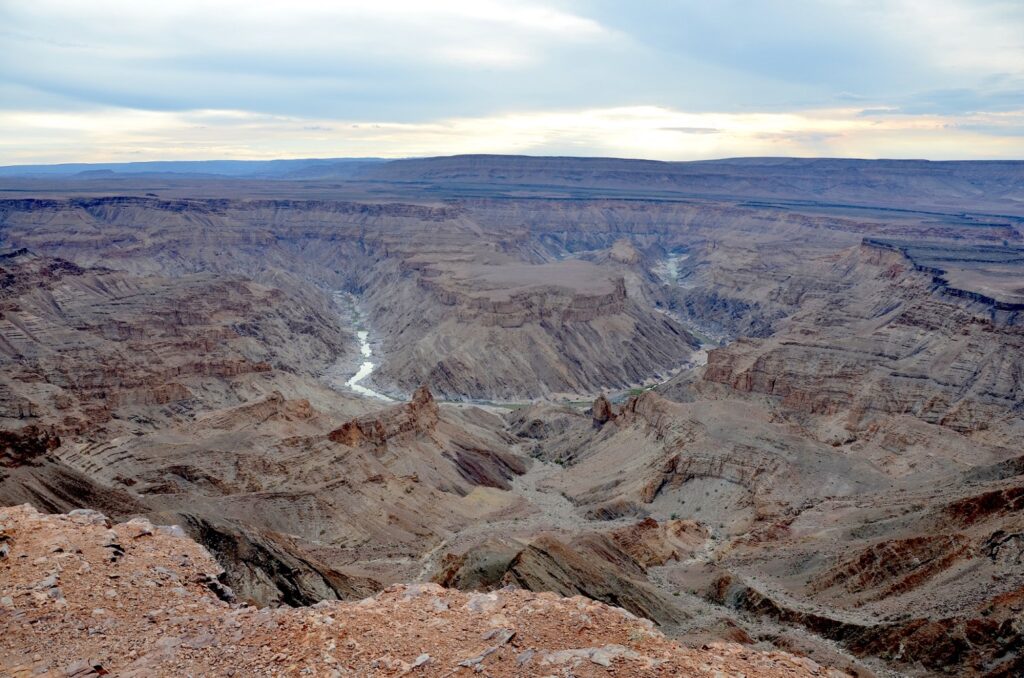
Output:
[[417, 275, 629, 327], [861, 238, 1024, 318], [328, 385, 438, 449]]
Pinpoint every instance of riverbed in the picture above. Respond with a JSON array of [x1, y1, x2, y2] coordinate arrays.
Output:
[[324, 292, 393, 401]]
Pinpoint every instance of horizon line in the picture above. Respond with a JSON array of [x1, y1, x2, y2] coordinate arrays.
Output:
[[6, 153, 1024, 172]]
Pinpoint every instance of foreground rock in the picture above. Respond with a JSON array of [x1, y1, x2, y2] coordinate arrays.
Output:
[[0, 504, 834, 677]]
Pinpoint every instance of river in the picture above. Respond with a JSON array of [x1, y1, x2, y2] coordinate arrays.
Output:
[[325, 292, 393, 401]]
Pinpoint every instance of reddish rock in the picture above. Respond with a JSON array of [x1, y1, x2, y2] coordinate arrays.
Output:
[[0, 505, 831, 678], [592, 394, 615, 426]]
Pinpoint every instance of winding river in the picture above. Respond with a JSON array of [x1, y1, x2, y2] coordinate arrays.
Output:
[[326, 292, 393, 401]]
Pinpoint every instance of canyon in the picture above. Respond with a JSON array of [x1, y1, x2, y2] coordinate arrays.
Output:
[[1, 155, 1023, 676]]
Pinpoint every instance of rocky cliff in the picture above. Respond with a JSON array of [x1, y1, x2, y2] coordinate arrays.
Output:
[[700, 241, 1024, 444]]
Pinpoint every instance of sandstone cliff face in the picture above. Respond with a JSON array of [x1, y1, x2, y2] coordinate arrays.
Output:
[[0, 250, 351, 440], [0, 504, 834, 678], [699, 242, 1024, 446]]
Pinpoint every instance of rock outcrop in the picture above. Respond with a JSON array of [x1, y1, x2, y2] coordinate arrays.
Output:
[[328, 385, 439, 449], [0, 427, 59, 469], [591, 394, 615, 427], [0, 505, 834, 678]]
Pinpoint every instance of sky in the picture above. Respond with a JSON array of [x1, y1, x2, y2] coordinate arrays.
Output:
[[2, 0, 1024, 164]]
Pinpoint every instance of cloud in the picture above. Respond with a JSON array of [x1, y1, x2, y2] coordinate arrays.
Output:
[[2, 104, 1022, 164], [891, 86, 1024, 116], [660, 127, 722, 135], [0, 2, 614, 127], [1, 1, 1023, 161]]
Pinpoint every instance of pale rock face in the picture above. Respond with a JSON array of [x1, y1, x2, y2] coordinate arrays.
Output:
[[67, 509, 110, 528]]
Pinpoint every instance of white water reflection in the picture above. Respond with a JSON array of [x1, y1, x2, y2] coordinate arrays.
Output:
[[326, 293, 393, 401], [653, 252, 688, 284], [346, 330, 392, 400], [357, 330, 372, 358]]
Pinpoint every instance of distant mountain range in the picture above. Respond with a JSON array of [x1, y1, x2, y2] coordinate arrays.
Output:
[[2, 154, 1023, 213], [0, 157, 386, 178]]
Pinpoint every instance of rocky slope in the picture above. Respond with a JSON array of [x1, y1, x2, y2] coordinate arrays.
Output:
[[702, 475, 1024, 676], [0, 504, 835, 678], [362, 255, 698, 398], [493, 391, 1023, 676], [0, 252, 538, 606], [2, 381, 535, 607]]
